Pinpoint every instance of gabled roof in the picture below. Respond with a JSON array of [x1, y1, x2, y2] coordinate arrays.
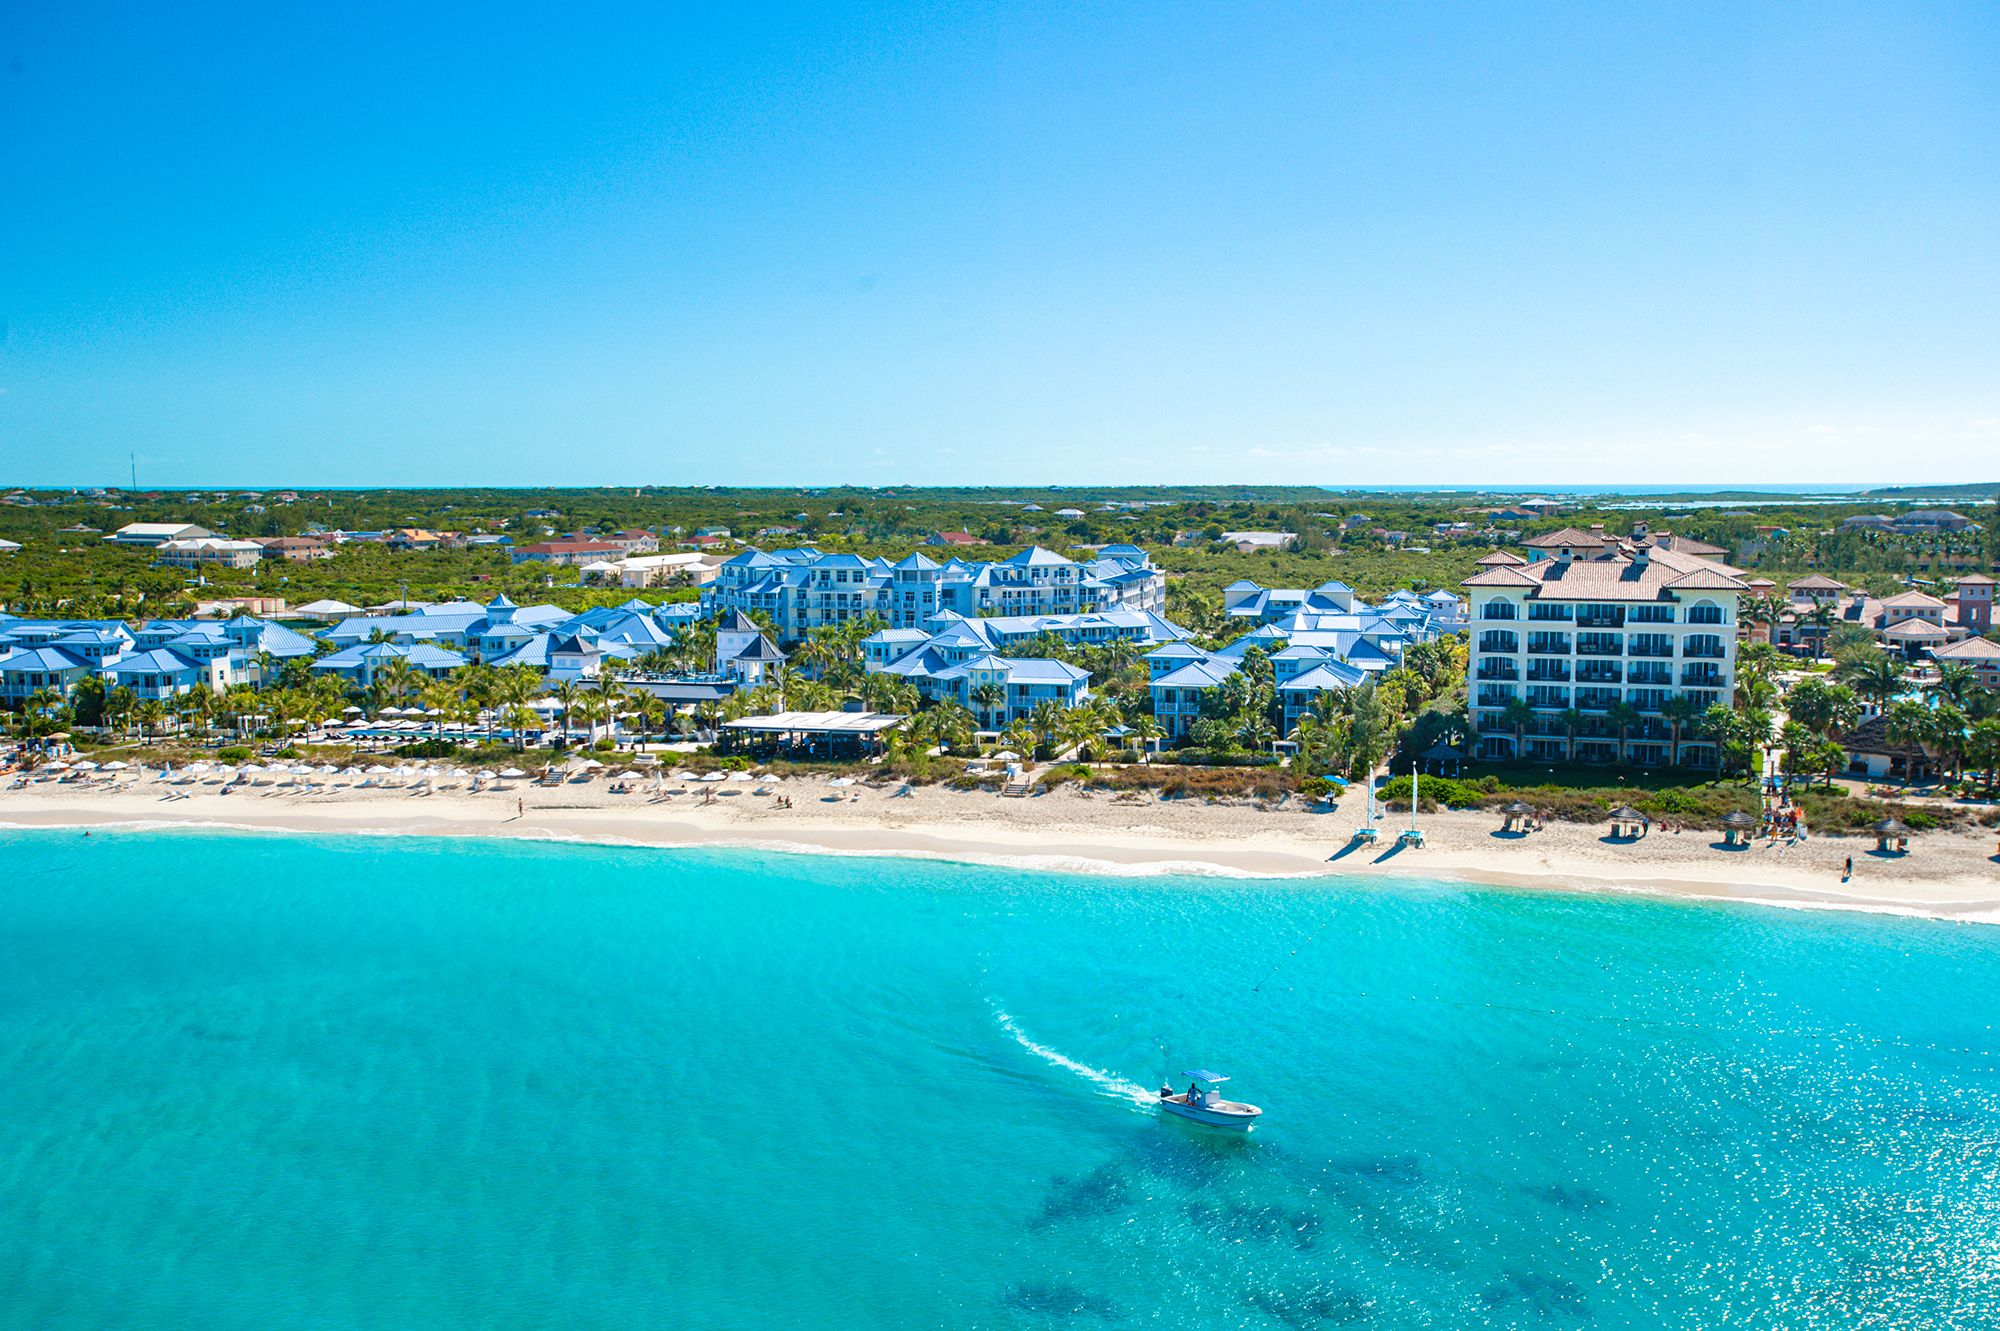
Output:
[[1934, 636, 2000, 661], [1279, 660, 1370, 692], [1522, 527, 1612, 548], [1152, 658, 1239, 689], [1880, 589, 1946, 609], [1001, 546, 1073, 567], [1882, 619, 1947, 640], [106, 648, 201, 676], [1662, 568, 1749, 592], [1463, 566, 1540, 588], [0, 646, 91, 672], [894, 551, 941, 571]]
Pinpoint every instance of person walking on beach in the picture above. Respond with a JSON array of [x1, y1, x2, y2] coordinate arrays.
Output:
[[1843, 854, 1853, 881], [517, 798, 524, 820]]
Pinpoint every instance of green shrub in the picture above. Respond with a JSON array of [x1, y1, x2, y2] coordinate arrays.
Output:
[[217, 745, 251, 763], [1377, 774, 1485, 810]]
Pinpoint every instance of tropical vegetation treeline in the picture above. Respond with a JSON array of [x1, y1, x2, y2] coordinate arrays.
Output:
[[2, 486, 1996, 620]]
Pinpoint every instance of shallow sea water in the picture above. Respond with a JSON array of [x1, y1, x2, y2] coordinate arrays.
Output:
[[3, 829, 1998, 1328]]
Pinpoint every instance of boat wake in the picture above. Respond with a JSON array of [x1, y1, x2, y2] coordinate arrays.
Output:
[[992, 1006, 1156, 1107]]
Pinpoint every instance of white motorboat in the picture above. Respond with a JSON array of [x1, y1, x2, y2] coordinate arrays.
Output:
[[1158, 1070, 1261, 1130]]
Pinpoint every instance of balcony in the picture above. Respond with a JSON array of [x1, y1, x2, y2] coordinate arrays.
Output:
[[1525, 664, 1570, 683], [1681, 668, 1725, 688], [1478, 635, 1520, 655], [1476, 662, 1519, 681], [1575, 612, 1625, 629], [1682, 646, 1727, 660], [1576, 640, 1624, 658], [1627, 643, 1674, 658], [1574, 664, 1621, 684], [1480, 605, 1518, 620], [1527, 640, 1572, 656]]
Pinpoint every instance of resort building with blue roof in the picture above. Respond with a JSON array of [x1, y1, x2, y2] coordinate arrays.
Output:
[[702, 544, 1166, 643]]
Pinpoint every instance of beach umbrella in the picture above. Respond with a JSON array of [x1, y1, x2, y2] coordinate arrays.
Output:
[[827, 776, 855, 787], [1502, 800, 1534, 815], [102, 760, 129, 770], [726, 771, 753, 782], [71, 760, 99, 770], [366, 764, 391, 774], [1718, 810, 1756, 827], [698, 771, 728, 782], [993, 750, 1020, 761], [1607, 805, 1648, 822], [499, 767, 527, 779], [1870, 817, 1910, 835]]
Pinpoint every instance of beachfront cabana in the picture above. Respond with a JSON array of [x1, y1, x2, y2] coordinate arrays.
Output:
[[1499, 800, 1535, 834], [1871, 817, 1913, 855], [1419, 742, 1467, 778], [1718, 810, 1757, 847], [717, 711, 906, 761], [1607, 805, 1650, 840]]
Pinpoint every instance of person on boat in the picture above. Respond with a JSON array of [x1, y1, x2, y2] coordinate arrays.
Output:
[[1187, 1081, 1201, 1104]]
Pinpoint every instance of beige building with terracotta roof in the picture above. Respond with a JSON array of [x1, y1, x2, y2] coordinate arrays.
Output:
[[1931, 635, 2000, 689], [1464, 539, 1747, 768]]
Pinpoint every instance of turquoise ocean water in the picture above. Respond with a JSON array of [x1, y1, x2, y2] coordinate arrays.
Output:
[[3, 828, 1998, 1328]]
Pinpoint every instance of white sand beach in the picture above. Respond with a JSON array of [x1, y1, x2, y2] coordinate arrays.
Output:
[[5, 770, 1998, 922]]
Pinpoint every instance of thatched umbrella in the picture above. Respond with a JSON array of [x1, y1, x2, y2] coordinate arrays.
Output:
[[1871, 817, 1912, 854], [1718, 809, 1757, 847], [1500, 799, 1535, 833], [1608, 805, 1650, 839]]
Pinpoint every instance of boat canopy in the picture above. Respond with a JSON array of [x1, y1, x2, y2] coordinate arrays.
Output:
[[1184, 1069, 1229, 1084]]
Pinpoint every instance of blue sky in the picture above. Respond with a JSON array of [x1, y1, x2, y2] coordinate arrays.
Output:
[[2, 2, 1995, 488]]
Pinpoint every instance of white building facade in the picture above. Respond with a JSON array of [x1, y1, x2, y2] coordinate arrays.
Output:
[[1463, 534, 1747, 768]]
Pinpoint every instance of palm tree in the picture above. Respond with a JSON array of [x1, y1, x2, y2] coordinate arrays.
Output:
[[1968, 717, 2000, 796], [1778, 719, 1816, 777], [1605, 701, 1641, 767], [1500, 697, 1534, 760], [1056, 706, 1103, 759], [1029, 700, 1062, 756], [1661, 695, 1703, 767], [553, 680, 587, 745], [1127, 713, 1162, 759], [635, 693, 667, 746], [931, 702, 978, 753], [1235, 714, 1277, 755], [969, 681, 1008, 731], [134, 698, 168, 744], [1837, 651, 1905, 712], [1558, 707, 1584, 762], [1930, 663, 1977, 709]]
